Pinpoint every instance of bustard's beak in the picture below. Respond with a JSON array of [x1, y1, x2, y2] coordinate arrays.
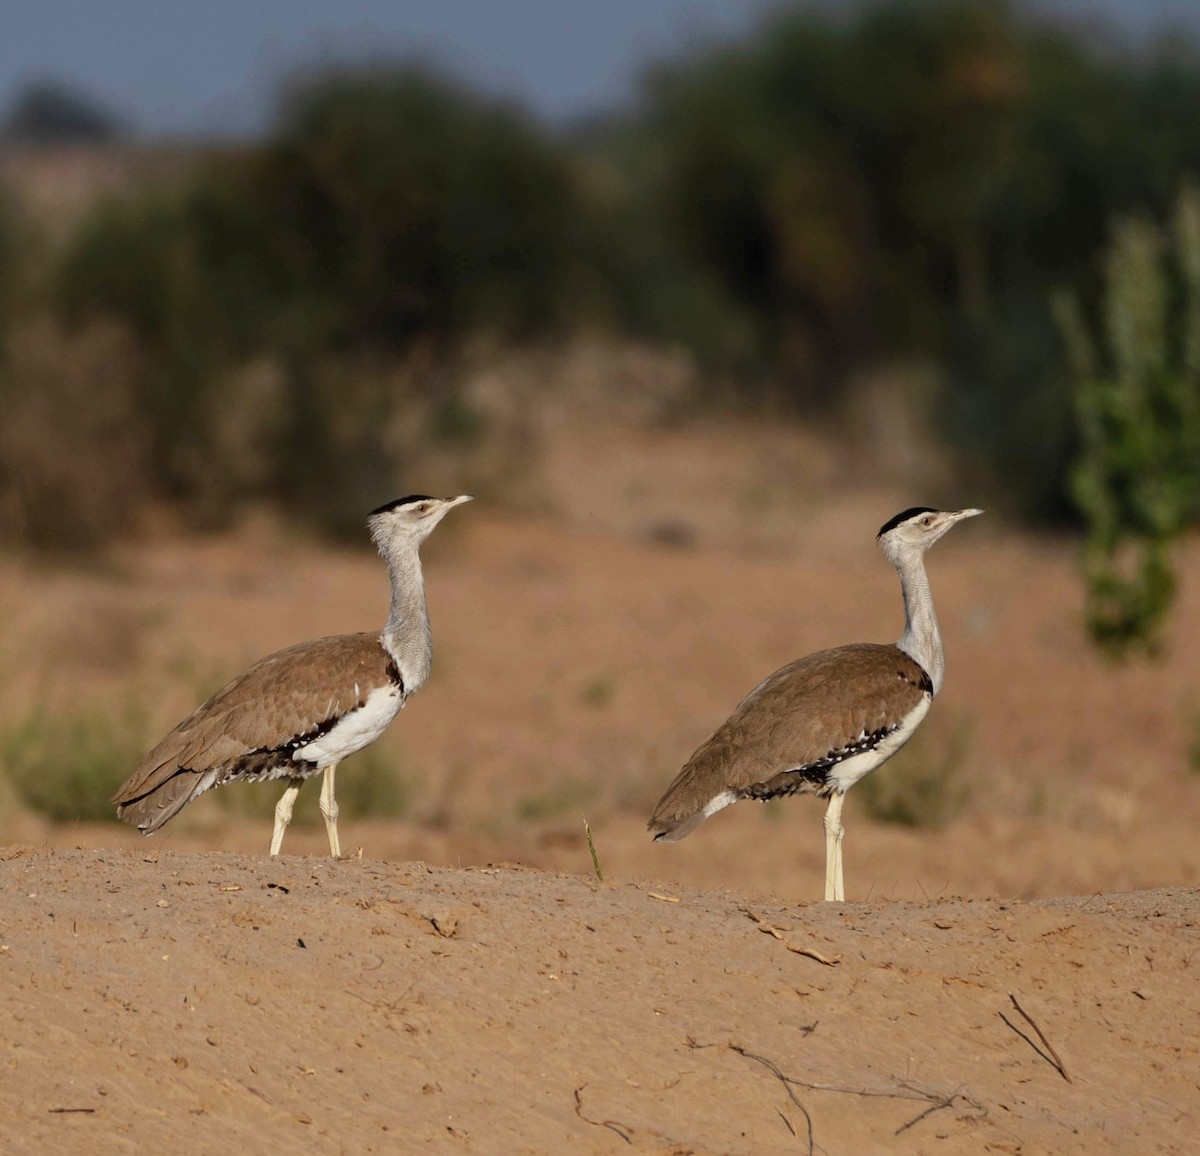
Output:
[[926, 507, 982, 546], [445, 495, 474, 509]]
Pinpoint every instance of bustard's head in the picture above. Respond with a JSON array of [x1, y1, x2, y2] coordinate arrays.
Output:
[[368, 494, 472, 555], [876, 506, 982, 566]]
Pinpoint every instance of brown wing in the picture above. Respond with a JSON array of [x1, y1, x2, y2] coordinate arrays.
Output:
[[648, 643, 931, 839], [113, 633, 399, 827]]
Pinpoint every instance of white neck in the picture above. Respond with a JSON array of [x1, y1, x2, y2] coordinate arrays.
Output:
[[893, 547, 943, 695], [379, 546, 432, 694]]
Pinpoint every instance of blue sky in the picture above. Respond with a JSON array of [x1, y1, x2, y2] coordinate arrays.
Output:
[[2, 0, 1198, 137]]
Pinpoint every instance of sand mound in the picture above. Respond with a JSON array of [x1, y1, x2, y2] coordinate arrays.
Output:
[[2, 848, 1193, 1153]]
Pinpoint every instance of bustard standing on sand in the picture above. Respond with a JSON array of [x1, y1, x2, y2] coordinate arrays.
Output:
[[648, 507, 981, 902], [113, 494, 471, 857]]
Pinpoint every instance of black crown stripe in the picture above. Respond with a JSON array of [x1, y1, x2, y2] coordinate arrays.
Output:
[[368, 495, 437, 517], [876, 506, 938, 538]]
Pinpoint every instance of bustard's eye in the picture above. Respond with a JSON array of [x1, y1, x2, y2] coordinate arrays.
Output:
[[921, 515, 934, 526], [416, 503, 431, 514]]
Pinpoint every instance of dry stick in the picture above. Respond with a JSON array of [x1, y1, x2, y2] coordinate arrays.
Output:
[[573, 1084, 632, 1145], [740, 907, 841, 966], [729, 1046, 815, 1156], [998, 1012, 1054, 1076], [893, 1086, 965, 1136], [785, 944, 841, 967], [725, 1043, 985, 1139], [1000, 994, 1072, 1083], [728, 1044, 930, 1103]]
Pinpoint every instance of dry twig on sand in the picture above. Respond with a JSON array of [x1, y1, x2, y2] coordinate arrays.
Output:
[[892, 1083, 974, 1136], [573, 1084, 632, 1144], [729, 1045, 815, 1155], [739, 906, 842, 966], [785, 943, 841, 966], [999, 993, 1072, 1083], [726, 1042, 985, 1143]]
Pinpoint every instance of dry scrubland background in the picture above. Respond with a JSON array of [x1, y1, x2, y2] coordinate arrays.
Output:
[[2, 2, 1200, 1151]]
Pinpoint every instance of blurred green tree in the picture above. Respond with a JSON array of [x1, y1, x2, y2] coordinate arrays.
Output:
[[57, 65, 576, 529], [262, 67, 574, 345], [1, 80, 122, 144], [0, 185, 11, 337], [1056, 187, 1200, 657], [35, 1, 1200, 543], [611, 0, 1200, 508]]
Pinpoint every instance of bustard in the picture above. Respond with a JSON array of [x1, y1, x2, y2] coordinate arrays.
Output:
[[113, 494, 471, 857], [648, 506, 981, 902]]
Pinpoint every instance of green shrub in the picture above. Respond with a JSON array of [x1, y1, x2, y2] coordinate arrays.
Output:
[[1056, 186, 1200, 657], [2, 703, 147, 822]]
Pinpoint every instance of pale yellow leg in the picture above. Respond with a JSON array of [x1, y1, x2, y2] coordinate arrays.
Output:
[[270, 777, 303, 857], [823, 792, 846, 902], [318, 763, 341, 859], [833, 810, 846, 903]]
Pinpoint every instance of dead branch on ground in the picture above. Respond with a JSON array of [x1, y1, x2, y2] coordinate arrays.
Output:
[[739, 906, 841, 966], [999, 993, 1071, 1083], [726, 1043, 985, 1141], [573, 1084, 632, 1145], [729, 1045, 815, 1155]]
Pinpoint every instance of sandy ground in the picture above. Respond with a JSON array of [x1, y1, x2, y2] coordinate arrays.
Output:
[[3, 424, 1200, 1150], [2, 848, 1196, 1154]]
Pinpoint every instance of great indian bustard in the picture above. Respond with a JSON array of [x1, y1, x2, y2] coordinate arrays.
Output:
[[648, 506, 981, 902], [113, 494, 471, 857]]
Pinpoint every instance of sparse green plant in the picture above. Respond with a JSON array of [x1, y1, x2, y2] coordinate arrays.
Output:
[[2, 701, 148, 822], [1055, 186, 1200, 658], [858, 717, 971, 828], [584, 819, 604, 882]]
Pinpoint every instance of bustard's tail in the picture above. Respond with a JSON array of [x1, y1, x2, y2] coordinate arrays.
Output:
[[647, 759, 739, 843], [113, 768, 215, 835]]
